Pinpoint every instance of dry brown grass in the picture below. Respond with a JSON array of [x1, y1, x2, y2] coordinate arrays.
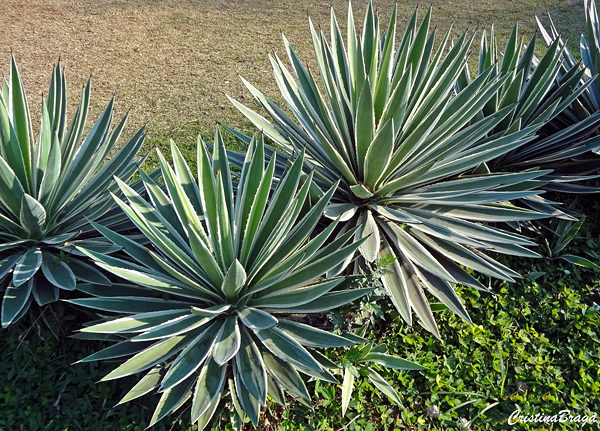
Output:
[[0, 0, 585, 151]]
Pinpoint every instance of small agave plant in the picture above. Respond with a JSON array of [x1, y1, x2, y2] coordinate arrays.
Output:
[[0, 57, 146, 327], [337, 341, 425, 417], [456, 25, 600, 209], [71, 131, 379, 428], [228, 2, 549, 336]]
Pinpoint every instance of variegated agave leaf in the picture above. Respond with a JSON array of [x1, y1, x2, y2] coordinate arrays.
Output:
[[72, 130, 370, 428], [227, 2, 549, 337], [0, 57, 146, 327], [456, 24, 600, 214]]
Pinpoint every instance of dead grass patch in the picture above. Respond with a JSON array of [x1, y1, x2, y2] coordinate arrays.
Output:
[[0, 0, 584, 152]]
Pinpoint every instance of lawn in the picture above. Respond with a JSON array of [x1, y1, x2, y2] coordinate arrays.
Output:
[[1, 0, 599, 430], [0, 0, 585, 147]]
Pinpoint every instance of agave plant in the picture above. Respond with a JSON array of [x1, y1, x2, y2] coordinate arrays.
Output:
[[537, 0, 600, 115], [0, 57, 146, 328], [227, 2, 549, 336], [70, 131, 375, 428], [456, 25, 600, 206]]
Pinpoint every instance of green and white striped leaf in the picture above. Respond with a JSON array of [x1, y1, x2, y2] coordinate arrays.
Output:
[[277, 320, 355, 348], [1, 279, 33, 327], [12, 247, 42, 287], [366, 368, 401, 404], [160, 322, 220, 390], [235, 328, 268, 404], [222, 259, 246, 299], [363, 352, 426, 370], [148, 375, 194, 427], [117, 366, 163, 406], [236, 306, 278, 330], [256, 327, 322, 372], [41, 256, 76, 291], [101, 335, 189, 381], [341, 365, 354, 417], [191, 360, 226, 423], [212, 316, 241, 365]]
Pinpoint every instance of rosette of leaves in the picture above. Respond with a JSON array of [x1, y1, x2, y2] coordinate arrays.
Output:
[[537, 0, 600, 115], [227, 2, 549, 337], [71, 131, 372, 428], [456, 25, 600, 207], [0, 57, 146, 328]]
